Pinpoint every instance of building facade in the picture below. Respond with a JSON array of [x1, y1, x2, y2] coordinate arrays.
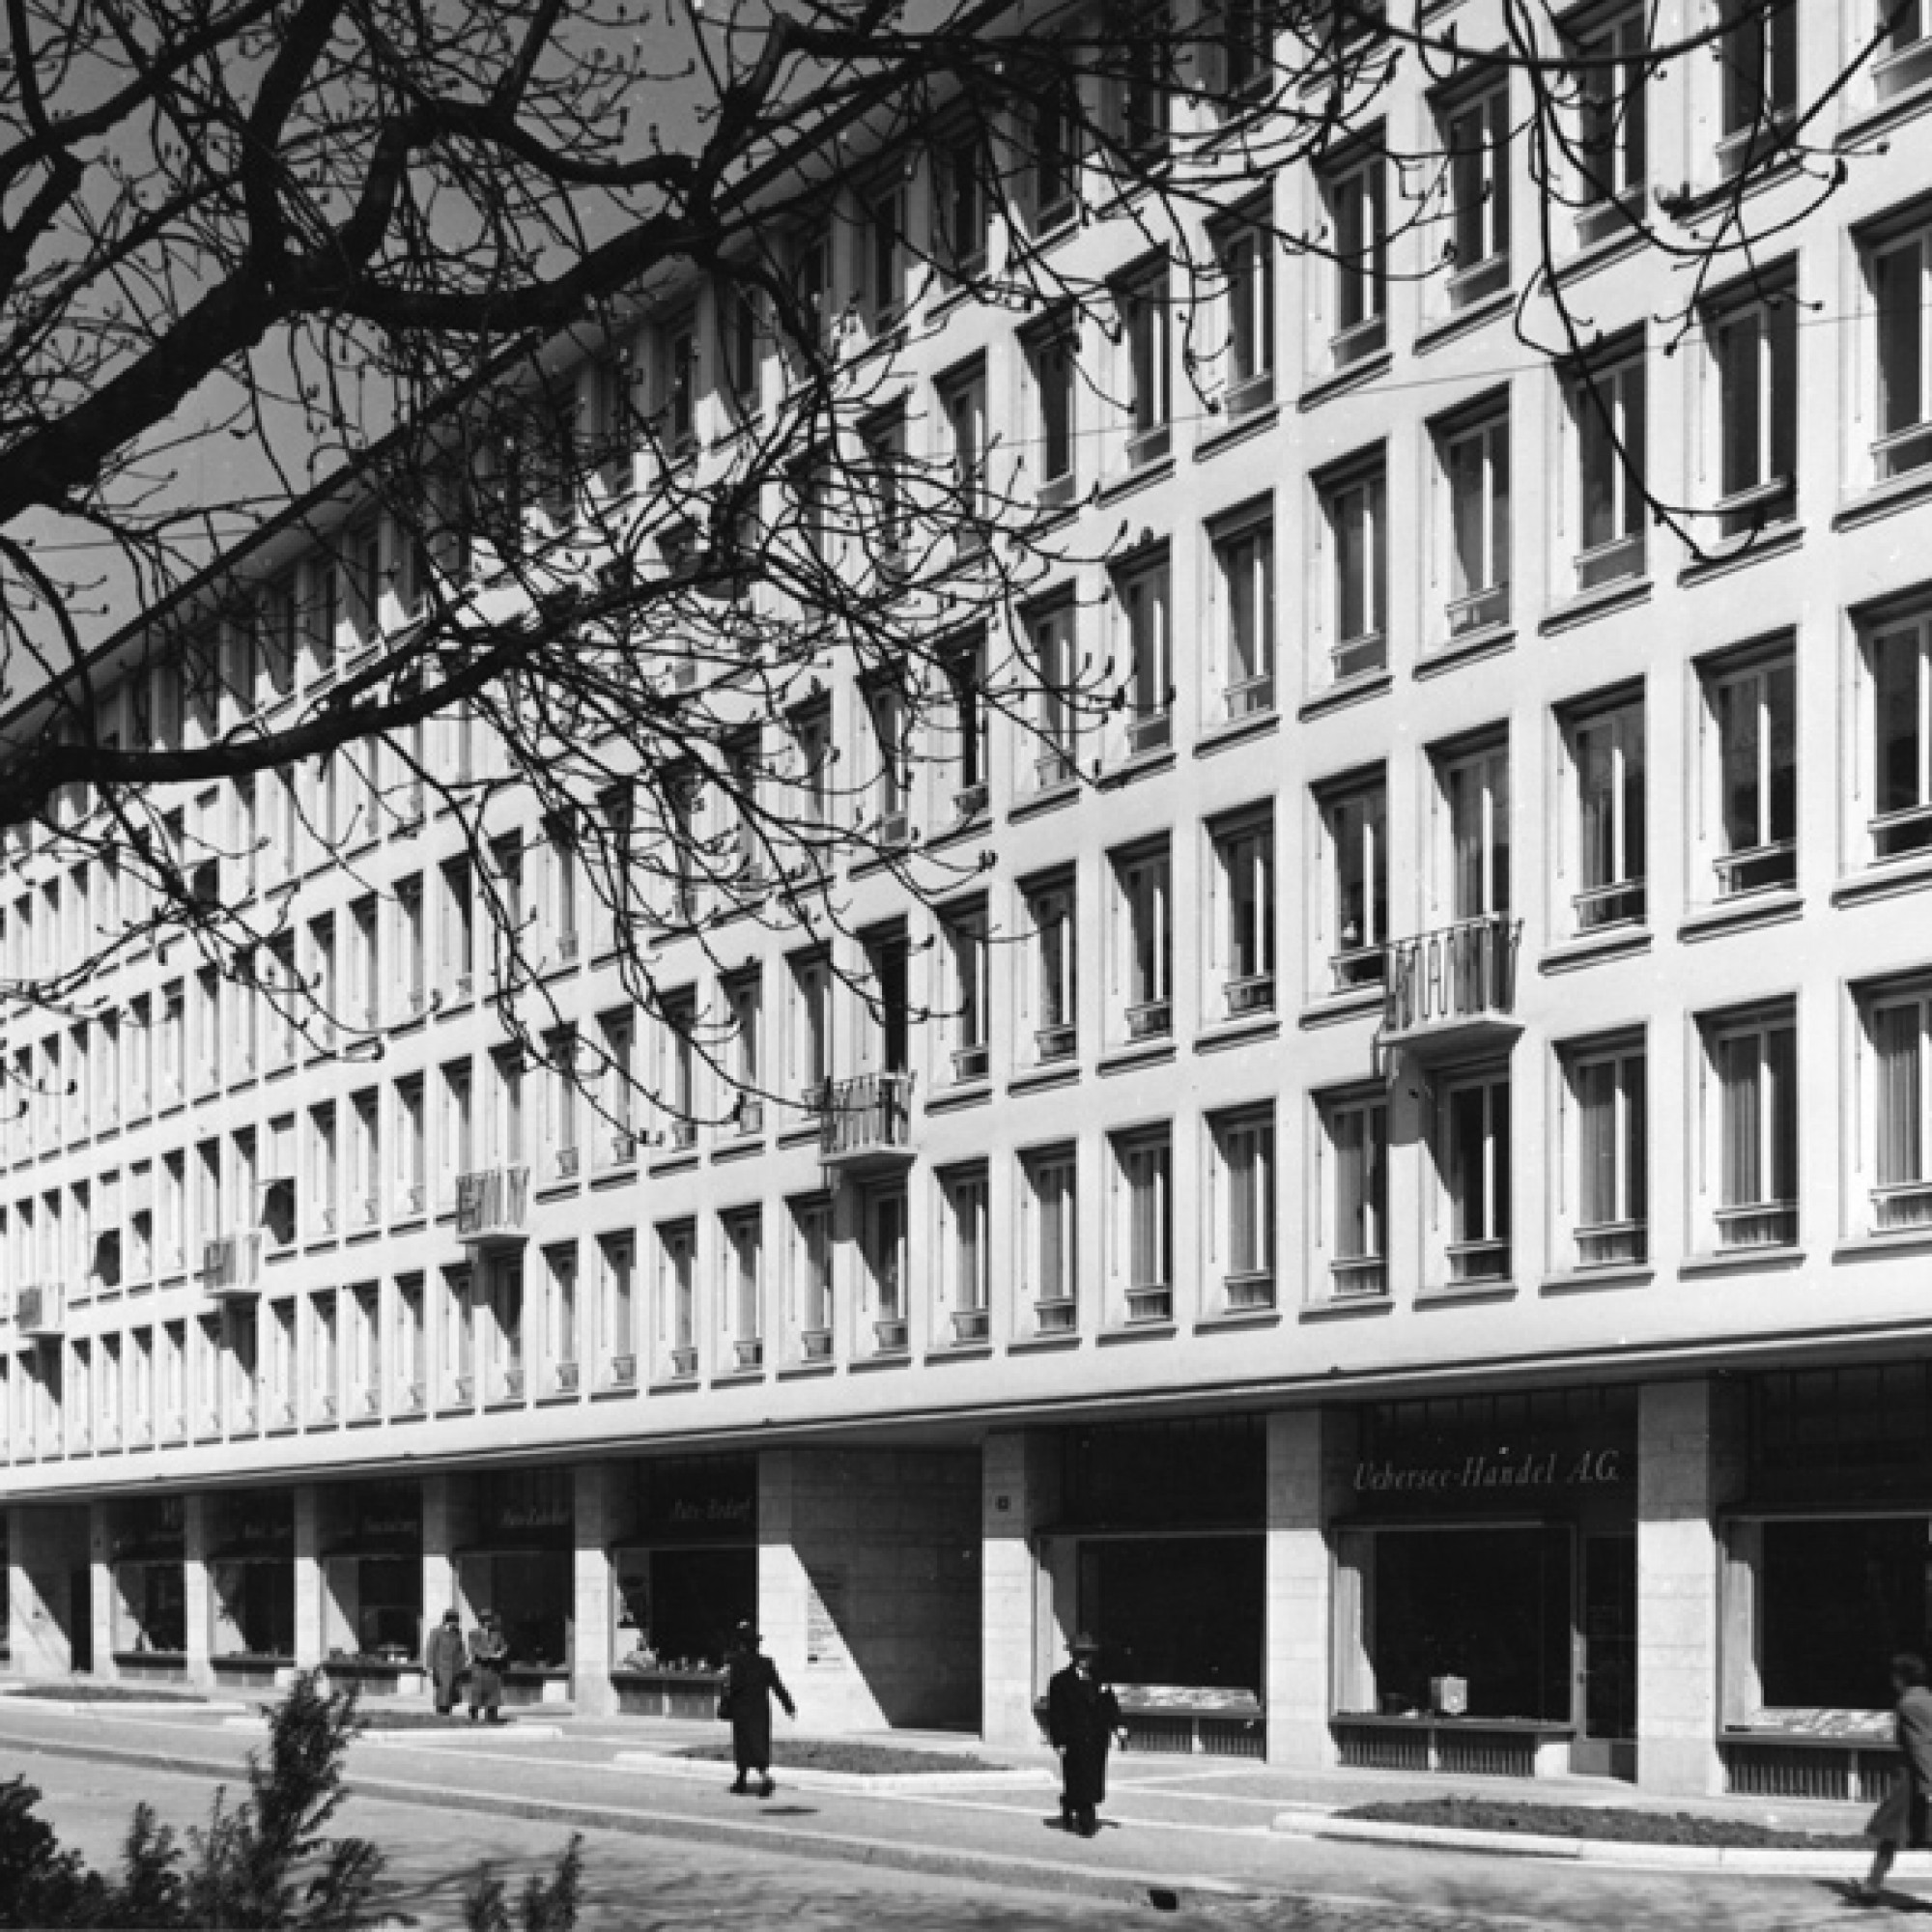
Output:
[[4, 0, 1932, 1802]]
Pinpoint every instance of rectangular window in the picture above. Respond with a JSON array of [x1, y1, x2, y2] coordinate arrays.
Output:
[[1109, 0, 1173, 160], [660, 1222, 697, 1376], [1569, 347, 1647, 586], [722, 1209, 763, 1368], [1114, 842, 1172, 1039], [1568, 0, 1647, 242], [1032, 71, 1081, 230], [1025, 1146, 1078, 1329], [1437, 1068, 1512, 1283], [1212, 1112, 1276, 1307], [723, 971, 762, 1135], [792, 1197, 835, 1358], [1440, 740, 1511, 921], [1214, 816, 1275, 1017], [544, 1246, 580, 1394], [1216, 214, 1275, 415], [790, 949, 833, 1101], [1567, 694, 1647, 930], [1321, 458, 1387, 680], [1879, 0, 1932, 96], [865, 680, 910, 836], [1116, 550, 1172, 753], [1321, 1093, 1388, 1298], [661, 990, 697, 1151], [1116, 262, 1173, 468], [1116, 1131, 1173, 1321], [1868, 985, 1932, 1233], [943, 900, 990, 1083], [1707, 1009, 1799, 1249], [862, 176, 905, 330], [1214, 512, 1275, 720], [1026, 873, 1078, 1063], [1437, 405, 1511, 637], [1708, 278, 1798, 532], [941, 362, 988, 548], [1718, 0, 1797, 173], [863, 1186, 909, 1350], [944, 639, 987, 816], [790, 697, 834, 828], [1029, 600, 1078, 787], [1440, 80, 1511, 307], [601, 1235, 636, 1383], [942, 1165, 991, 1341], [1026, 315, 1078, 508], [1322, 776, 1387, 988], [1870, 611, 1932, 860], [1703, 649, 1797, 895], [657, 308, 698, 457], [1323, 146, 1387, 366], [1873, 222, 1932, 479], [935, 122, 989, 282], [395, 1276, 425, 1409], [1567, 1041, 1648, 1267]]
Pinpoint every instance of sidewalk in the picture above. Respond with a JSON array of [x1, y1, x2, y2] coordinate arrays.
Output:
[[0, 1689, 1914, 1924]]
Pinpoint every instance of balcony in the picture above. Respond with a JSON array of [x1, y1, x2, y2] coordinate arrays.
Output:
[[455, 1164, 530, 1247], [15, 1283, 62, 1338], [1379, 915, 1522, 1065], [818, 1072, 916, 1172], [200, 1232, 267, 1300]]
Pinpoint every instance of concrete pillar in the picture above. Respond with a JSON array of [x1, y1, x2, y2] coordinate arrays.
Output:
[[1637, 1378, 1724, 1797], [87, 1501, 117, 1681], [422, 1472, 459, 1627], [9, 1504, 88, 1678], [183, 1493, 214, 1690], [1265, 1406, 1352, 1771], [293, 1485, 324, 1669], [762, 1446, 981, 1735], [981, 1430, 1059, 1750], [572, 1461, 616, 1717]]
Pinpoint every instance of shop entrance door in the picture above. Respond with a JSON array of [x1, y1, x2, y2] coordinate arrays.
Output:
[[1576, 1533, 1635, 1779]]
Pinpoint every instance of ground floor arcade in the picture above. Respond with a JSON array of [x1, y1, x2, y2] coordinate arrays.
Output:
[[5, 1362, 1926, 1799]]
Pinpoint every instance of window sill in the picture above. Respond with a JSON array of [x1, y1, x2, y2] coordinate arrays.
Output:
[[589, 1162, 640, 1188], [1098, 1320, 1178, 1346], [1096, 746, 1177, 789], [1195, 1306, 1282, 1331], [1297, 349, 1392, 414], [1837, 69, 1932, 153], [1009, 780, 1081, 824], [647, 1150, 701, 1177], [1678, 890, 1803, 942], [850, 1350, 914, 1374], [1541, 1264, 1654, 1294], [1008, 1328, 1085, 1352], [924, 1342, 994, 1363], [1299, 1293, 1392, 1321], [1678, 1245, 1805, 1277], [1194, 402, 1280, 464], [1009, 1061, 1082, 1096], [1545, 220, 1648, 292], [1416, 1279, 1518, 1307], [1412, 286, 1516, 356], [709, 1134, 766, 1165], [1678, 520, 1804, 587], [710, 1367, 766, 1387], [1095, 1037, 1178, 1076], [1299, 986, 1383, 1030], [776, 1122, 821, 1150], [778, 1359, 839, 1380], [926, 1080, 993, 1116], [1298, 669, 1391, 724], [1833, 1232, 1932, 1264], [1669, 151, 1804, 223], [1538, 926, 1652, 975], [1416, 623, 1514, 681], [1194, 1012, 1280, 1054], [1094, 454, 1176, 509], [1193, 707, 1279, 757], [1538, 575, 1652, 637], [1832, 854, 1932, 910], [1834, 463, 1932, 534]]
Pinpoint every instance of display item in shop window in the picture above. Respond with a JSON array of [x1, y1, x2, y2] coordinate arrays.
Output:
[[424, 1610, 469, 1716], [1860, 1653, 1932, 1906], [720, 1621, 795, 1798], [467, 1609, 508, 1723], [1048, 1632, 1127, 1839]]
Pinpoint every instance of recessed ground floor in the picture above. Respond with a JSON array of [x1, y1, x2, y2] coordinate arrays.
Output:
[[5, 1360, 1927, 1798]]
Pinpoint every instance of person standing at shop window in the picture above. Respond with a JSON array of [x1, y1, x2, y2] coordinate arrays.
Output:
[[1048, 1632, 1127, 1837], [1859, 1653, 1932, 1906], [468, 1608, 509, 1724], [424, 1609, 469, 1717]]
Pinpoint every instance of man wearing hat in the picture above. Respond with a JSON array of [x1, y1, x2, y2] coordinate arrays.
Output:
[[423, 1609, 469, 1717], [1048, 1632, 1126, 1836], [719, 1620, 796, 1797], [468, 1608, 509, 1724]]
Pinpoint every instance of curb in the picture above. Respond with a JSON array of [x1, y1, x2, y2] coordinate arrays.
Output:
[[0, 1727, 1266, 1918], [1289, 1812, 1932, 1876], [4, 1697, 247, 1718], [611, 1749, 1057, 1794]]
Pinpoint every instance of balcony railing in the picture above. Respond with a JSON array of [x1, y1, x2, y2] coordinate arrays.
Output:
[[1718, 1201, 1798, 1250], [1380, 914, 1522, 1061], [1330, 1256, 1386, 1300], [1224, 1269, 1276, 1311], [1124, 1285, 1173, 1324], [818, 1072, 916, 1168], [1577, 1220, 1648, 1269], [1714, 838, 1796, 898], [1446, 1236, 1512, 1284], [454, 1164, 530, 1245], [200, 1232, 267, 1299]]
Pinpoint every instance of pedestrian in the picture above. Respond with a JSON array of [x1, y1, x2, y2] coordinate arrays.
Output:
[[424, 1609, 469, 1717], [1860, 1652, 1932, 1906], [1047, 1632, 1126, 1838], [468, 1608, 509, 1724], [719, 1620, 795, 1797]]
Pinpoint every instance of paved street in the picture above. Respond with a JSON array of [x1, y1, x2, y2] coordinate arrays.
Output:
[[0, 1698, 1918, 1930]]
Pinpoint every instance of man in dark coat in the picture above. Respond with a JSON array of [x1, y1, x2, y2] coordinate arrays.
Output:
[[468, 1609, 509, 1724], [1861, 1652, 1932, 1903], [720, 1622, 795, 1797], [424, 1610, 469, 1717], [1048, 1632, 1126, 1836]]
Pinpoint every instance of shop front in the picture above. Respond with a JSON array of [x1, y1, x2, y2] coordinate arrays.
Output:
[[321, 1479, 424, 1697], [1332, 1388, 1637, 1780], [208, 1488, 296, 1688], [611, 1453, 756, 1718], [455, 1466, 572, 1705], [1037, 1414, 1266, 1757], [108, 1495, 187, 1683], [1720, 1362, 1932, 1801]]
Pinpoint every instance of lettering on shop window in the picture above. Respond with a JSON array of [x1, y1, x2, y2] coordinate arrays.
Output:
[[668, 1495, 753, 1526], [1353, 1448, 1626, 1494]]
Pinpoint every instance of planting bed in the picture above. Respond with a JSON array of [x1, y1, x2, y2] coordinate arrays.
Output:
[[1341, 1797, 1865, 1849]]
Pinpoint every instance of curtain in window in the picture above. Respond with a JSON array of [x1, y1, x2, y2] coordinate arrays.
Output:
[[1129, 1146, 1168, 1286], [1877, 1004, 1924, 1187]]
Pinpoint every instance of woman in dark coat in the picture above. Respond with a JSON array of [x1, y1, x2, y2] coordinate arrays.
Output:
[[467, 1609, 509, 1724], [720, 1622, 795, 1797], [1861, 1652, 1932, 1904], [1047, 1633, 1126, 1837], [423, 1610, 469, 1717]]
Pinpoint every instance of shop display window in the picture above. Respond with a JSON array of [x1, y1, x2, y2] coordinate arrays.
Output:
[[112, 1561, 185, 1656], [458, 1552, 572, 1670], [1756, 1518, 1929, 1711], [1075, 1535, 1263, 1693], [212, 1560, 296, 1660], [613, 1546, 755, 1671]]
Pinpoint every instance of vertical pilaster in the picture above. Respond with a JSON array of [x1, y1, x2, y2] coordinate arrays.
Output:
[[981, 1429, 1058, 1750], [9, 1504, 87, 1677], [292, 1484, 323, 1670], [182, 1493, 214, 1690], [571, 1461, 616, 1716], [1265, 1406, 1351, 1771], [422, 1472, 458, 1628], [88, 1501, 116, 1681], [1637, 1378, 1724, 1797]]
